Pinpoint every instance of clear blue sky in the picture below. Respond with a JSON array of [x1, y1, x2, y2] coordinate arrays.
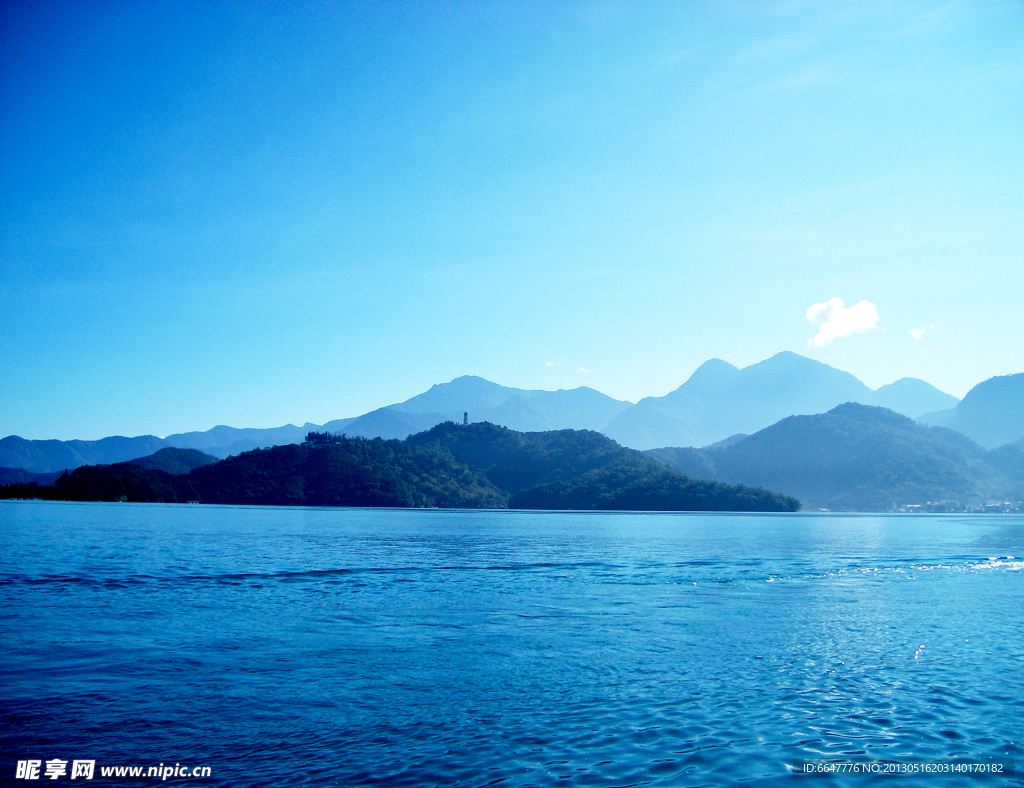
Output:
[[2, 1, 1022, 440]]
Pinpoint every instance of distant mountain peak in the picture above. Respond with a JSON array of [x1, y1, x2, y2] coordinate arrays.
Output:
[[750, 350, 846, 372], [604, 352, 953, 451], [695, 357, 739, 370], [872, 377, 959, 418], [394, 375, 514, 414], [940, 372, 1024, 449], [827, 401, 914, 423], [686, 358, 740, 383], [435, 374, 501, 388]]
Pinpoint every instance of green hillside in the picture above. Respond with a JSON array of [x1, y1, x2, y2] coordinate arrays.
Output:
[[1, 424, 799, 512], [128, 447, 218, 475], [187, 440, 504, 508], [407, 422, 798, 511], [649, 403, 1020, 511]]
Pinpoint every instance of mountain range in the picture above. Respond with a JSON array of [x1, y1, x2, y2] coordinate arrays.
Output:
[[4, 353, 1020, 475], [916, 373, 1024, 449], [1, 425, 799, 512], [602, 352, 959, 450], [648, 403, 1022, 512], [340, 378, 632, 440], [0, 446, 218, 487]]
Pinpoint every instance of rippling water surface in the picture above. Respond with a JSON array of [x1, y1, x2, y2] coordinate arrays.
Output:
[[2, 501, 1022, 786]]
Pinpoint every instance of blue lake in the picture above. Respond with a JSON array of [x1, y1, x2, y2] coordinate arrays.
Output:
[[1, 501, 1022, 786]]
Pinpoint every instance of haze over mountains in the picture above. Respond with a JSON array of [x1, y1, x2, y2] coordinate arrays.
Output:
[[340, 378, 632, 440], [916, 373, 1024, 449], [3, 352, 1019, 476], [649, 403, 1022, 512], [603, 352, 958, 450]]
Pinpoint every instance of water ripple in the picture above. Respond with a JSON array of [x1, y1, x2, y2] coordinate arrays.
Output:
[[1, 503, 1022, 787]]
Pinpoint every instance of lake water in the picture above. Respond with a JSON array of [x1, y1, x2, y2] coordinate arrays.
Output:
[[1, 501, 1022, 786]]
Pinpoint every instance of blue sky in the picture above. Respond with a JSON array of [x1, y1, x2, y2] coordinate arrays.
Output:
[[2, 0, 1022, 440]]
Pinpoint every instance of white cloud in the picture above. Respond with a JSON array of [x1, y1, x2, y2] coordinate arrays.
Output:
[[806, 297, 879, 348], [909, 325, 933, 340], [577, 366, 590, 373]]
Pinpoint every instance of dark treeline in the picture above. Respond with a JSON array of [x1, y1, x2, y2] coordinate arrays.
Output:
[[1, 423, 800, 512], [2, 464, 183, 504], [304, 431, 345, 444], [0, 439, 504, 509]]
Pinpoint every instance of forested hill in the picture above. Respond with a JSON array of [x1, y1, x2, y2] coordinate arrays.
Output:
[[128, 447, 218, 475], [2, 440, 506, 509], [1, 424, 799, 512], [406, 422, 799, 511], [405, 422, 637, 493], [648, 403, 1021, 511]]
